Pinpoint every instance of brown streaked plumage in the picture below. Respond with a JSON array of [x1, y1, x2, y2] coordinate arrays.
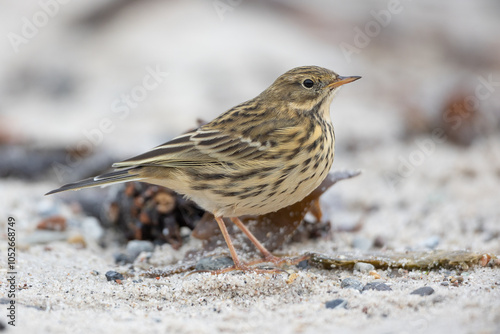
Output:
[[47, 66, 360, 272]]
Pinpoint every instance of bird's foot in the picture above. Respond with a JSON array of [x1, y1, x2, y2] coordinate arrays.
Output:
[[210, 262, 285, 275], [246, 253, 311, 269], [189, 254, 311, 275]]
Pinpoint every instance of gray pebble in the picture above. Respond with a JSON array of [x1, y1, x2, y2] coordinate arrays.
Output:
[[352, 236, 373, 251], [126, 240, 154, 260], [296, 259, 309, 270], [105, 271, 124, 282], [195, 256, 234, 271], [353, 262, 375, 273], [432, 295, 445, 304], [362, 282, 392, 292], [373, 236, 386, 248], [114, 253, 132, 264], [341, 278, 364, 292], [420, 235, 440, 249], [325, 299, 347, 309], [81, 216, 104, 243], [410, 286, 435, 296]]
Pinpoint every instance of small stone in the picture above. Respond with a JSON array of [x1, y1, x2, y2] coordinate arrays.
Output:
[[369, 271, 381, 279], [479, 254, 491, 267], [81, 216, 104, 243], [126, 240, 154, 261], [341, 278, 363, 292], [105, 270, 124, 282], [410, 286, 435, 296], [440, 281, 449, 286], [432, 295, 445, 304], [325, 299, 347, 309], [362, 282, 392, 292], [420, 235, 440, 249], [296, 259, 309, 270], [352, 237, 373, 251], [36, 215, 67, 231], [67, 234, 86, 247], [353, 262, 375, 273], [450, 276, 464, 285], [286, 273, 299, 284], [37, 199, 62, 217], [114, 253, 132, 264], [195, 256, 234, 271], [373, 236, 386, 248]]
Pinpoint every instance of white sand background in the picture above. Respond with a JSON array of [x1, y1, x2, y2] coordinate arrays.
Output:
[[1, 1, 499, 333]]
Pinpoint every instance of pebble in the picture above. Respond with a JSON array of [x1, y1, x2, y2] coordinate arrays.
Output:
[[420, 235, 440, 249], [195, 256, 234, 271], [449, 276, 464, 286], [352, 236, 373, 251], [114, 253, 132, 264], [67, 234, 86, 247], [340, 277, 363, 292], [373, 235, 386, 248], [362, 282, 392, 292], [296, 259, 309, 270], [36, 198, 63, 217], [432, 295, 445, 304], [410, 286, 435, 296], [81, 216, 105, 243], [105, 271, 124, 282], [36, 215, 67, 231], [126, 240, 155, 261], [353, 262, 375, 273], [479, 254, 492, 267], [325, 299, 347, 309]]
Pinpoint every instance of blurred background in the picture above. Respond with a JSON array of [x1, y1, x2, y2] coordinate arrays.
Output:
[[1, 0, 499, 252]]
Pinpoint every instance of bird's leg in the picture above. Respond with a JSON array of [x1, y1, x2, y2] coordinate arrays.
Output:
[[206, 216, 300, 275], [230, 217, 284, 265], [214, 216, 250, 272]]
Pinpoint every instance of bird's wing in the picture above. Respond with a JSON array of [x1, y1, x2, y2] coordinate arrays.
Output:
[[111, 127, 278, 169]]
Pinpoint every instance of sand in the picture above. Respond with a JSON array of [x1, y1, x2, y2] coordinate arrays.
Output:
[[1, 1, 500, 333]]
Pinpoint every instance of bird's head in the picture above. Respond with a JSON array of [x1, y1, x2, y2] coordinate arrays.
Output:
[[261, 66, 361, 113]]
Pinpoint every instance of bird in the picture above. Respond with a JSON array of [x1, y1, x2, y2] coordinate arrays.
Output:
[[47, 66, 360, 272]]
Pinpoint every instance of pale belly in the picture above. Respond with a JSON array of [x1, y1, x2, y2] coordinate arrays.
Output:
[[160, 146, 334, 217]]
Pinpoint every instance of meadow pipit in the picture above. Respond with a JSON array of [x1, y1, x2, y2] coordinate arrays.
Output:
[[47, 66, 360, 272]]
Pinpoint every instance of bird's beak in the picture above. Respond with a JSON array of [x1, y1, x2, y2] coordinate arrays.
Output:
[[327, 75, 361, 89]]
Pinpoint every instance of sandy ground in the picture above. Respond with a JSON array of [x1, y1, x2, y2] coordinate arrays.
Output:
[[1, 1, 500, 333]]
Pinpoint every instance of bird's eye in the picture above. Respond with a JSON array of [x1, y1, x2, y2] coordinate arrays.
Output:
[[302, 79, 314, 88]]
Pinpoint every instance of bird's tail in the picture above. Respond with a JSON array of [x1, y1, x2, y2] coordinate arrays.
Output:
[[45, 168, 143, 195]]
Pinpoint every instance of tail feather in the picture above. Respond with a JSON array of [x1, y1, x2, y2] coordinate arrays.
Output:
[[45, 168, 142, 195]]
